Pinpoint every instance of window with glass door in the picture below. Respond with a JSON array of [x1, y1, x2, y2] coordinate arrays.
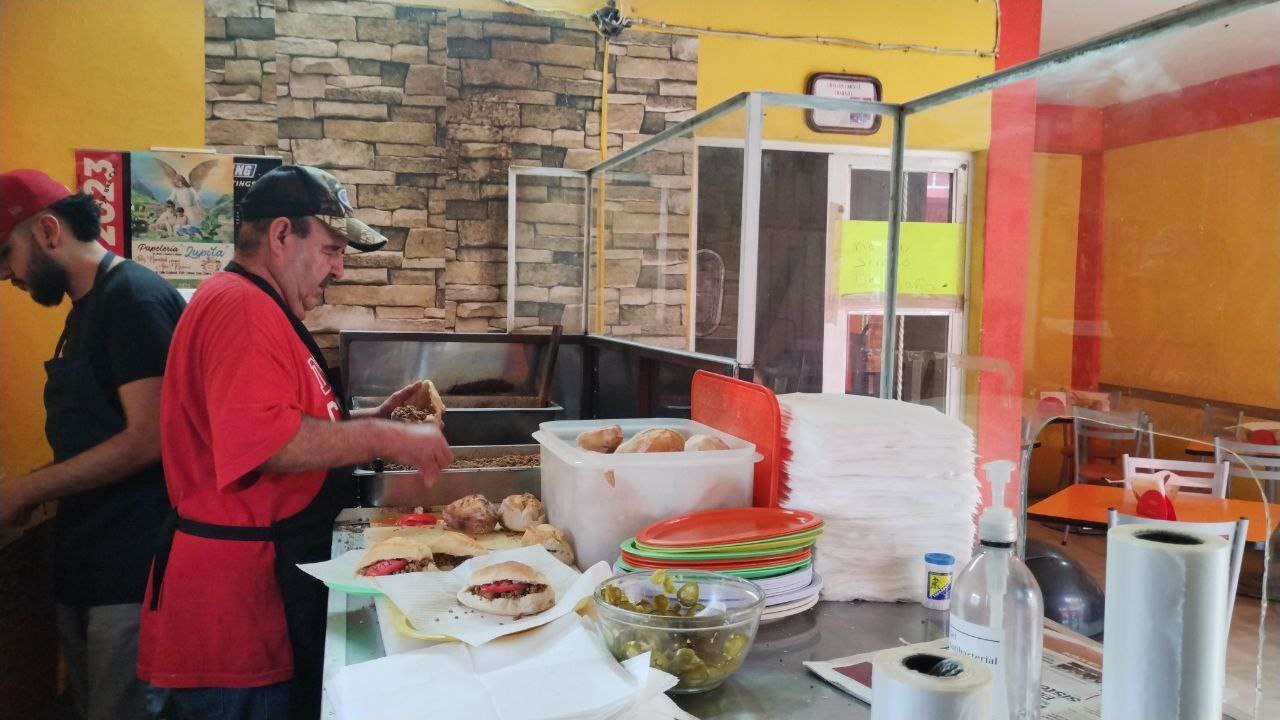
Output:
[[823, 154, 970, 417]]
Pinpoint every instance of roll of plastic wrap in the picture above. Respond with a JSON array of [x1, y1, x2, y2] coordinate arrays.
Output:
[[1102, 525, 1229, 720], [870, 646, 992, 720]]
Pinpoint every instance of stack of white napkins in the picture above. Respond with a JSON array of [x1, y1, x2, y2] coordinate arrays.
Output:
[[778, 393, 979, 601], [328, 613, 697, 720]]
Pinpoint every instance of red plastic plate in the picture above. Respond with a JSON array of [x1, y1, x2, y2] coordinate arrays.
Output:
[[636, 507, 823, 548]]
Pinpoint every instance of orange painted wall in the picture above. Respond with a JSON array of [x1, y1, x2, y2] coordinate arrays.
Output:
[[1100, 119, 1280, 489], [1022, 152, 1080, 493], [1023, 153, 1081, 398], [1100, 118, 1280, 409], [1021, 118, 1280, 498], [0, 0, 206, 477]]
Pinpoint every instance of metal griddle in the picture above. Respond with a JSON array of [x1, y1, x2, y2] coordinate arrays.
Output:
[[355, 444, 540, 507]]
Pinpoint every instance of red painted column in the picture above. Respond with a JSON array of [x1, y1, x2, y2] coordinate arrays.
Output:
[[1071, 152, 1104, 390], [976, 0, 1041, 511]]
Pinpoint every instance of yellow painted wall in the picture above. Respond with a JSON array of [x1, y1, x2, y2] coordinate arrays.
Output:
[[684, 2, 995, 149], [0, 0, 205, 477]]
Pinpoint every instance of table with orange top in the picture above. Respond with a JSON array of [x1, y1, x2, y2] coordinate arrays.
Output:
[[1185, 438, 1215, 457], [1028, 484, 1280, 546]]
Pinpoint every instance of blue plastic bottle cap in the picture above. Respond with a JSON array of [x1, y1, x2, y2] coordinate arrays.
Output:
[[924, 553, 955, 566]]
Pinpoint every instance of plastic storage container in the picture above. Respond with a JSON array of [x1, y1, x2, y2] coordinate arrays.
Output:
[[534, 418, 760, 569]]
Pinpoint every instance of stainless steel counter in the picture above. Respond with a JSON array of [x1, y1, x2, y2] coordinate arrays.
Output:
[[319, 522, 1244, 720], [668, 601, 949, 719], [319, 576, 950, 720]]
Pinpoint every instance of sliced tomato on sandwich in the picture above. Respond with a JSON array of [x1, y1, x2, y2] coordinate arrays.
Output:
[[397, 513, 437, 526], [362, 559, 409, 577], [478, 580, 529, 594]]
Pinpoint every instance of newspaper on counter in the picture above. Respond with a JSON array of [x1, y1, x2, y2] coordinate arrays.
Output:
[[804, 625, 1103, 720]]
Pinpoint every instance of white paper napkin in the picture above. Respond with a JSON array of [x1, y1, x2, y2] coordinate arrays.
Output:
[[297, 548, 380, 594], [372, 544, 613, 646], [612, 655, 699, 720], [328, 614, 692, 720]]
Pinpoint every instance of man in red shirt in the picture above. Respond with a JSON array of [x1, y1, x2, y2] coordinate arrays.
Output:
[[138, 165, 451, 720]]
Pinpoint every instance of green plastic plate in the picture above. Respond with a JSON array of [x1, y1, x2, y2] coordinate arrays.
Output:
[[621, 536, 817, 560], [616, 558, 813, 580]]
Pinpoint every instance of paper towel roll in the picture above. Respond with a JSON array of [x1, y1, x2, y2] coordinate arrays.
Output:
[[1102, 525, 1230, 720], [870, 646, 992, 720]]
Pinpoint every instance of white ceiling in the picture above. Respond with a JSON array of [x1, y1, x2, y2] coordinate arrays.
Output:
[[1036, 0, 1280, 105]]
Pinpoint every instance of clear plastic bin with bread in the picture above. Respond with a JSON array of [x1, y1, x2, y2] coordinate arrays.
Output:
[[534, 419, 761, 569]]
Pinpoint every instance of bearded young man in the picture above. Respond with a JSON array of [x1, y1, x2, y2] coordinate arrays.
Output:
[[0, 169, 184, 720]]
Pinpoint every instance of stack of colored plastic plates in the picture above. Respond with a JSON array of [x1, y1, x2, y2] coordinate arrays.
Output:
[[616, 508, 824, 620]]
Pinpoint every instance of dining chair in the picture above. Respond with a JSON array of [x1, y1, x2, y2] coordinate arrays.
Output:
[[1060, 409, 1154, 544], [1071, 408, 1155, 486], [1120, 455, 1231, 498], [1214, 437, 1280, 502], [1107, 508, 1248, 636], [1202, 403, 1245, 441]]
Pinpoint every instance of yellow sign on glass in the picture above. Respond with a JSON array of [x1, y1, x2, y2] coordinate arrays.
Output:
[[839, 220, 964, 296]]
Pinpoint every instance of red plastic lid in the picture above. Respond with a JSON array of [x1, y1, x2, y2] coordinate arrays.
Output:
[[691, 371, 783, 508], [637, 507, 823, 548]]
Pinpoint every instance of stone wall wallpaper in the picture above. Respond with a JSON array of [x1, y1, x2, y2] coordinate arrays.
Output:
[[204, 0, 699, 358]]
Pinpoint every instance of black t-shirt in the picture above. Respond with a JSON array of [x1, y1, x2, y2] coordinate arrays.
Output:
[[50, 259, 185, 606]]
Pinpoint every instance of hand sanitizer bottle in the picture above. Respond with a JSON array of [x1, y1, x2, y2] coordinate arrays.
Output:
[[949, 459, 1044, 720]]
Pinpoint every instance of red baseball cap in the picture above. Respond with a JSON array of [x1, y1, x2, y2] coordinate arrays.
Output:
[[0, 169, 72, 240]]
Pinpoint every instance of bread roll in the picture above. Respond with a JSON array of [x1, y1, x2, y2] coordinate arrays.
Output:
[[499, 493, 547, 532], [577, 425, 623, 453], [362, 524, 432, 548], [403, 379, 446, 421], [442, 494, 498, 535], [520, 524, 576, 566], [357, 536, 433, 576], [425, 531, 488, 570], [685, 434, 730, 451], [457, 561, 555, 616], [615, 427, 685, 453]]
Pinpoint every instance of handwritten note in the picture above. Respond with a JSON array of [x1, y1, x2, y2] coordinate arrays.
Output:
[[839, 220, 964, 297]]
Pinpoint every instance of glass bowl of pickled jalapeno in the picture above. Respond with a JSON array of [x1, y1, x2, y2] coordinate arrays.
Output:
[[592, 569, 765, 694]]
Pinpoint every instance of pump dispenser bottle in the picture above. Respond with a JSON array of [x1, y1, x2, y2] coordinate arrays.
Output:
[[949, 460, 1044, 720]]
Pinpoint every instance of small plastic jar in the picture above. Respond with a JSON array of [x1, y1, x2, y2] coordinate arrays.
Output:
[[923, 552, 956, 610]]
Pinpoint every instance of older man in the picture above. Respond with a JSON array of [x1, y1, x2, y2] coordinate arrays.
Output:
[[0, 169, 183, 720], [138, 165, 450, 720]]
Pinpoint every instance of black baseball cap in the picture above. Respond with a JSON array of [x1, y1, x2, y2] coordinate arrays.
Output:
[[241, 165, 388, 251]]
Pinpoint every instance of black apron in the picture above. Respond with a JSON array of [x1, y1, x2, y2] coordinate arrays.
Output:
[[149, 263, 355, 720], [46, 254, 124, 459], [46, 253, 169, 606]]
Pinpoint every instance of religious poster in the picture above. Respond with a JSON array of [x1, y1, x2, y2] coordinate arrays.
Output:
[[129, 150, 234, 288]]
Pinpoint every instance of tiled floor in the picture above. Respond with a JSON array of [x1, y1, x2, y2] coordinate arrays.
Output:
[[1027, 522, 1278, 719]]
